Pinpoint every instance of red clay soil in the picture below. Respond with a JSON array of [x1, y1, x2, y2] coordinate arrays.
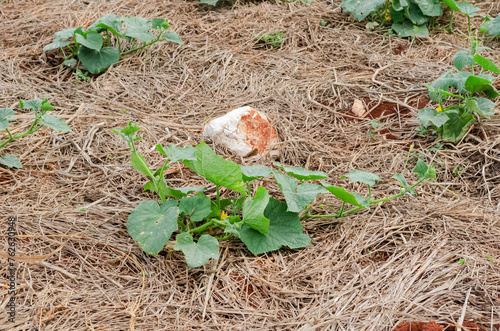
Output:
[[394, 321, 485, 331]]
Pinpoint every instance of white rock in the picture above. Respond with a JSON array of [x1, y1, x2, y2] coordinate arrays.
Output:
[[203, 106, 279, 158]]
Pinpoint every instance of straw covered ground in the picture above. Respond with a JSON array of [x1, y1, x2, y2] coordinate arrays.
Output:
[[1, 0, 500, 330]]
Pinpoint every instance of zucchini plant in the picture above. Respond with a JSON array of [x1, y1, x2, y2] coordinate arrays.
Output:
[[114, 122, 435, 268], [0, 99, 71, 168], [44, 15, 183, 74]]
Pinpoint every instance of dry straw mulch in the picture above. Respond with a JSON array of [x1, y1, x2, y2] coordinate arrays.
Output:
[[1, 0, 499, 330]]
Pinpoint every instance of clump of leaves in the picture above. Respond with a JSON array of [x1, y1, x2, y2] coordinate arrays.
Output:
[[0, 99, 72, 168], [254, 31, 285, 48], [114, 122, 435, 268], [341, 0, 477, 38], [44, 14, 183, 74], [418, 8, 498, 143]]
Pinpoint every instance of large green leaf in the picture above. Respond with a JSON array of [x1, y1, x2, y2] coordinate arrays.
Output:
[[417, 108, 449, 127], [442, 0, 480, 16], [276, 164, 328, 181], [87, 14, 122, 34], [239, 199, 311, 255], [157, 144, 195, 162], [0, 108, 15, 130], [474, 97, 496, 118], [54, 27, 79, 40], [341, 170, 381, 186], [122, 16, 154, 42], [78, 46, 120, 74], [19, 99, 43, 111], [441, 110, 474, 143], [392, 21, 429, 37], [163, 186, 206, 199], [272, 171, 328, 212], [242, 187, 270, 234], [320, 182, 369, 208], [39, 114, 72, 132], [453, 50, 475, 71], [175, 233, 219, 268], [412, 160, 436, 180], [341, 0, 386, 21], [178, 194, 212, 222], [0, 154, 22, 169], [464, 76, 499, 98], [472, 55, 500, 74], [151, 18, 168, 30], [127, 200, 179, 255], [405, 3, 428, 25], [43, 39, 71, 52], [392, 0, 409, 11], [414, 0, 443, 17], [240, 165, 271, 182], [75, 31, 103, 51], [183, 142, 246, 195], [487, 15, 500, 35]]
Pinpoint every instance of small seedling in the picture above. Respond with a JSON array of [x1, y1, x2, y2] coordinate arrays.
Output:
[[0, 99, 72, 168], [452, 166, 463, 176], [368, 118, 384, 138], [254, 31, 284, 48], [459, 258, 470, 264], [427, 142, 444, 152], [74, 69, 91, 82], [114, 122, 435, 268]]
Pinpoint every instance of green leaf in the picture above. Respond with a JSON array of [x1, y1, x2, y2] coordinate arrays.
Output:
[[391, 174, 416, 195], [272, 171, 328, 212], [240, 165, 271, 182], [151, 18, 167, 30], [78, 46, 120, 74], [38, 114, 72, 132], [239, 199, 311, 255], [320, 182, 369, 208], [472, 54, 500, 74], [464, 76, 499, 98], [162, 31, 183, 45], [63, 58, 77, 68], [43, 39, 71, 52], [113, 121, 140, 143], [200, 0, 219, 6], [443, 0, 480, 16], [453, 50, 475, 71], [475, 97, 496, 118], [178, 194, 212, 222], [20, 99, 43, 111], [122, 16, 152, 30], [0, 108, 15, 130], [0, 154, 22, 169], [392, 0, 409, 12], [414, 0, 442, 16], [276, 164, 328, 181], [54, 27, 79, 40], [164, 186, 206, 199], [441, 109, 474, 143], [127, 200, 179, 255], [418, 108, 449, 128], [392, 21, 429, 38], [341, 0, 386, 21], [390, 6, 405, 23], [75, 31, 103, 51], [183, 142, 246, 195], [412, 160, 436, 180], [341, 170, 381, 186], [175, 233, 219, 268], [87, 14, 122, 34], [157, 144, 195, 162], [487, 15, 500, 35], [124, 27, 155, 42], [130, 153, 154, 177], [242, 187, 270, 234], [40, 99, 55, 112], [405, 3, 428, 25]]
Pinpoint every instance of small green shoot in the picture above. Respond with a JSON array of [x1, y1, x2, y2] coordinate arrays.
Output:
[[254, 31, 285, 48]]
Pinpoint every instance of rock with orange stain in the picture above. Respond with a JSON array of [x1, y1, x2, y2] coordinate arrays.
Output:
[[203, 107, 279, 158], [351, 99, 366, 117]]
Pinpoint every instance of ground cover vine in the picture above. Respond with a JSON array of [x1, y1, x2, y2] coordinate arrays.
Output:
[[114, 122, 436, 268]]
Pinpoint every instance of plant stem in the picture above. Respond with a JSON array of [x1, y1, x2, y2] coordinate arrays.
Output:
[[337, 202, 346, 217], [216, 185, 221, 210], [189, 219, 216, 234], [120, 37, 160, 56], [449, 11, 454, 33]]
